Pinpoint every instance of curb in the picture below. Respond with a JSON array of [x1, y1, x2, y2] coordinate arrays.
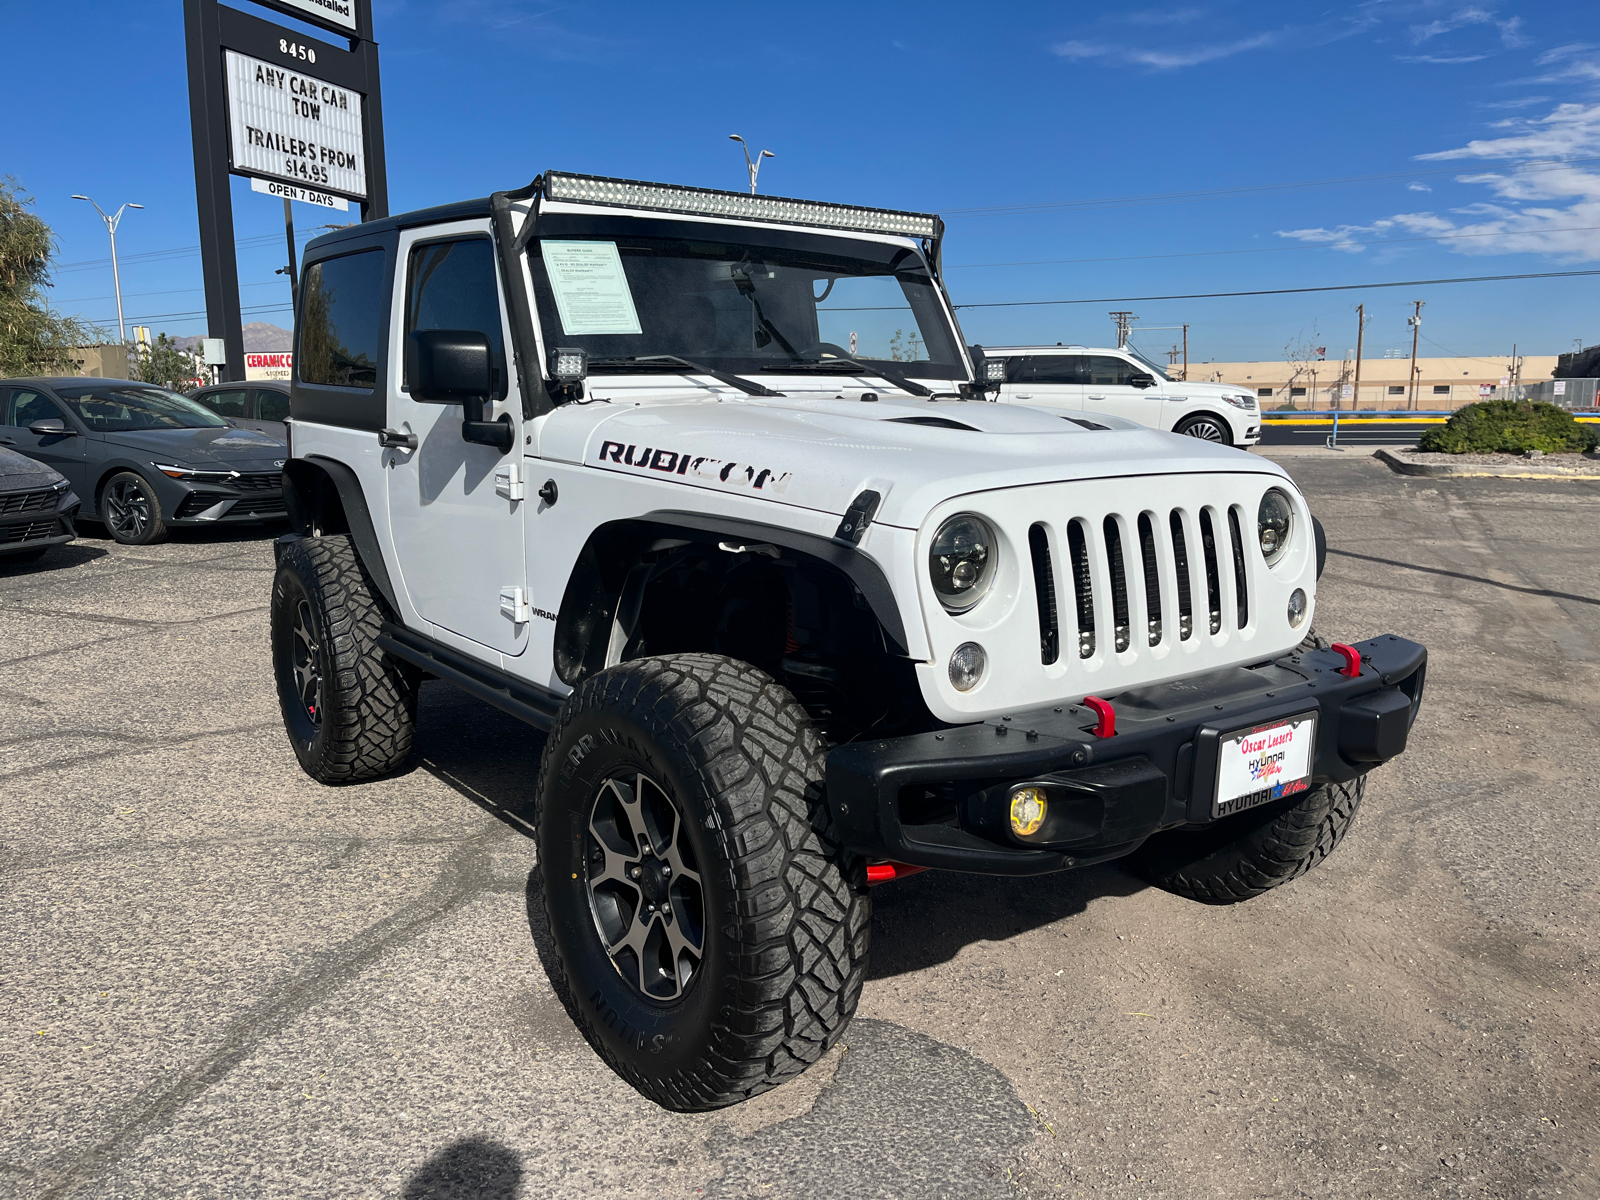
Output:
[[1374, 447, 1600, 480]]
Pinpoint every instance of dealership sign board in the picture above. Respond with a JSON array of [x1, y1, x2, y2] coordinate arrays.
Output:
[[225, 49, 366, 199], [258, 0, 357, 33], [249, 176, 349, 210], [246, 351, 294, 381]]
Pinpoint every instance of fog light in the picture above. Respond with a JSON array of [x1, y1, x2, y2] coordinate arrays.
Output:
[[1009, 787, 1047, 837], [948, 642, 986, 691], [1287, 588, 1308, 628]]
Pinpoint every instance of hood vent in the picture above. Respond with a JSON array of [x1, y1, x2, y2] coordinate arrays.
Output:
[[885, 415, 981, 432], [1063, 417, 1110, 431]]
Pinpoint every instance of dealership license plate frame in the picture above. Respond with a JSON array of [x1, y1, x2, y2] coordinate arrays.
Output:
[[1212, 710, 1318, 819]]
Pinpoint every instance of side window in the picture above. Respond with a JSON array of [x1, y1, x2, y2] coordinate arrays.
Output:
[[1086, 356, 1138, 387], [298, 248, 387, 389], [404, 238, 505, 390], [8, 389, 66, 427], [255, 390, 291, 421], [1007, 355, 1084, 385], [199, 389, 248, 418]]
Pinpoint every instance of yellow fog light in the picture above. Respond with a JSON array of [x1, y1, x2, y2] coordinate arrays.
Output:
[[1009, 787, 1047, 837]]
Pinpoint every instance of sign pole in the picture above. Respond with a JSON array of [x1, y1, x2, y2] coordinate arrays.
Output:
[[355, 0, 388, 219], [282, 197, 298, 298], [185, 0, 246, 382]]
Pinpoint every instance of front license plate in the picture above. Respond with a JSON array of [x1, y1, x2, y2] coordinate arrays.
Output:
[[1213, 712, 1318, 819]]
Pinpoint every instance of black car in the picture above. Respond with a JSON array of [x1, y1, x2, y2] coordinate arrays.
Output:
[[0, 444, 80, 562], [190, 380, 291, 437], [0, 378, 288, 545]]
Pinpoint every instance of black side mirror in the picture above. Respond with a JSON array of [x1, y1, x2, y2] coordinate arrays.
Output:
[[409, 329, 496, 402], [408, 329, 513, 454], [1130, 374, 1156, 389], [29, 418, 70, 436]]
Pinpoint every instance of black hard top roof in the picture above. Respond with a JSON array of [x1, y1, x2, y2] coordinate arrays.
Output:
[[303, 197, 493, 258]]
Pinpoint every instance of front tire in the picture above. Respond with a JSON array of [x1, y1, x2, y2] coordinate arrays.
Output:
[[1130, 776, 1366, 903], [535, 653, 870, 1111], [270, 534, 417, 783], [1174, 414, 1231, 444], [101, 471, 167, 545]]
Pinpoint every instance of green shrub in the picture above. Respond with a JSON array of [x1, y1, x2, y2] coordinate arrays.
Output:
[[1418, 400, 1599, 454]]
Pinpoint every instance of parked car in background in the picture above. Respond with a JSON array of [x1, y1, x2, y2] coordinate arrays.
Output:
[[190, 380, 291, 436], [0, 378, 287, 545], [0, 444, 79, 563], [979, 344, 1261, 448]]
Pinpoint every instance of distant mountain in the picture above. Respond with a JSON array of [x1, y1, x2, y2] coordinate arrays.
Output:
[[172, 323, 292, 354]]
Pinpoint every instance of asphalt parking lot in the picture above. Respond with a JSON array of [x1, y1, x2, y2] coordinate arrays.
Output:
[[3, 454, 1598, 1200]]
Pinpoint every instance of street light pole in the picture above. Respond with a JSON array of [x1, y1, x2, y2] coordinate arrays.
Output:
[[728, 135, 775, 193], [72, 195, 144, 344]]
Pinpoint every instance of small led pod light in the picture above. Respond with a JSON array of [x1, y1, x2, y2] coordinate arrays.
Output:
[[1009, 787, 1047, 838]]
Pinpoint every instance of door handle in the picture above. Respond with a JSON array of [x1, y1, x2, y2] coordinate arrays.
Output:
[[1014, 393, 1033, 399], [0, 437, 15, 446], [378, 428, 418, 450], [1087, 394, 1106, 400]]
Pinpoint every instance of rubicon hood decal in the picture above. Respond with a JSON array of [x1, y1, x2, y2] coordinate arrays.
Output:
[[598, 439, 792, 493]]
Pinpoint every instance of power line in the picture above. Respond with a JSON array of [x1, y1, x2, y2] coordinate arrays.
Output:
[[949, 268, 1600, 309], [942, 157, 1600, 218], [945, 223, 1600, 270]]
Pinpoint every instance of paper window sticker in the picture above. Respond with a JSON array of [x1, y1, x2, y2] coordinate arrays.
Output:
[[540, 241, 643, 337]]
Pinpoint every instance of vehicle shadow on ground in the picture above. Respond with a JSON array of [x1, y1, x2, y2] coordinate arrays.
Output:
[[865, 862, 1148, 980], [0, 542, 109, 576], [410, 681, 546, 836], [400, 1136, 523, 1199]]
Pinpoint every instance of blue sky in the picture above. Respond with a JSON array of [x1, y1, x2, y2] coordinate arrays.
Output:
[[9, 0, 1599, 365]]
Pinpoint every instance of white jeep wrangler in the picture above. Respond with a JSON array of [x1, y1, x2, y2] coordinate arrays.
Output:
[[271, 171, 1426, 1112]]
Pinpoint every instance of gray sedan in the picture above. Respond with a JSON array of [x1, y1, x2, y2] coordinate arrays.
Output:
[[0, 378, 287, 545]]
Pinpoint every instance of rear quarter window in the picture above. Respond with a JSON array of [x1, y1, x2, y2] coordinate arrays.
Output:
[[298, 249, 387, 389]]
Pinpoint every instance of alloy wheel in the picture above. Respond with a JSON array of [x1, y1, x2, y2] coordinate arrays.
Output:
[[290, 600, 323, 726], [104, 479, 150, 540], [1181, 418, 1228, 443], [584, 771, 706, 1002]]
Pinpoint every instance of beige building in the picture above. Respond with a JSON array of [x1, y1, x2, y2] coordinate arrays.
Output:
[[1177, 354, 1559, 410], [62, 343, 133, 379]]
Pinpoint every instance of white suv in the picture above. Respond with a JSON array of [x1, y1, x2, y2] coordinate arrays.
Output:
[[271, 171, 1422, 1113], [979, 344, 1261, 447]]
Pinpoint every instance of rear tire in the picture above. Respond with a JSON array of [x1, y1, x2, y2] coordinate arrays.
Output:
[[535, 653, 870, 1111], [1130, 776, 1366, 903], [101, 471, 168, 545], [271, 534, 417, 783]]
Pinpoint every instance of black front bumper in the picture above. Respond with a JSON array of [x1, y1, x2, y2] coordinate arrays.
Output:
[[825, 635, 1426, 875], [0, 489, 80, 554]]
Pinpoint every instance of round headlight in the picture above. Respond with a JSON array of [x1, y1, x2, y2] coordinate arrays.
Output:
[[948, 642, 987, 691], [929, 514, 998, 612], [1257, 488, 1294, 566], [1287, 588, 1308, 628]]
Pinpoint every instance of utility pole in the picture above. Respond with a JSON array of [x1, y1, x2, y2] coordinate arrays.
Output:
[[1351, 303, 1366, 413], [71, 195, 144, 344], [1407, 299, 1425, 410], [728, 135, 775, 193], [1181, 323, 1188, 381], [1109, 311, 1138, 349]]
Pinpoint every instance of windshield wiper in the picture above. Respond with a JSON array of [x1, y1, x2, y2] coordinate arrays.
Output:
[[587, 356, 785, 398], [774, 357, 934, 398]]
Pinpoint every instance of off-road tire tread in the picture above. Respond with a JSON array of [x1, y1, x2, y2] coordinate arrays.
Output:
[[535, 653, 870, 1111], [274, 534, 415, 783], [1136, 777, 1365, 904]]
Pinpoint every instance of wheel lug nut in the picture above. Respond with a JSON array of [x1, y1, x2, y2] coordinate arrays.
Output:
[[629, 867, 641, 879], [661, 904, 671, 916], [662, 865, 670, 876]]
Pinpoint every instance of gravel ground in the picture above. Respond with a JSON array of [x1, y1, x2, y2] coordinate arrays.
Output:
[[1, 455, 1596, 1199]]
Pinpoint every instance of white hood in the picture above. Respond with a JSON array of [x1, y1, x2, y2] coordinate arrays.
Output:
[[537, 379, 1286, 530]]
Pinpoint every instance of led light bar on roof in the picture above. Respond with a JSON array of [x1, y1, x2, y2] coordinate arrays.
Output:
[[543, 171, 940, 240]]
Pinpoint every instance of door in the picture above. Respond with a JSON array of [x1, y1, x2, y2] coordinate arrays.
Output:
[[1, 387, 90, 496], [999, 354, 1085, 410], [1081, 354, 1163, 428], [382, 223, 527, 656]]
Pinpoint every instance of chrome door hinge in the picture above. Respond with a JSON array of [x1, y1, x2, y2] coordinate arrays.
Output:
[[499, 586, 530, 625], [495, 461, 525, 502]]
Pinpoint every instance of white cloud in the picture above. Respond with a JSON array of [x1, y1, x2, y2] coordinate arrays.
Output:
[[1120, 7, 1207, 26], [1409, 6, 1493, 43], [1052, 29, 1281, 70], [1408, 182, 1433, 191], [1278, 104, 1600, 262], [1052, 40, 1110, 61], [1397, 53, 1487, 63]]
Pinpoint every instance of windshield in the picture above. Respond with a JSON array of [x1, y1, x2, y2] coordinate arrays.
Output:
[[55, 385, 228, 431], [1124, 347, 1171, 381], [526, 217, 965, 380]]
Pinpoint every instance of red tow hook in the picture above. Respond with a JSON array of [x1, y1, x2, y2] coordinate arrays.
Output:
[[1082, 695, 1116, 738], [1330, 643, 1362, 677], [866, 862, 930, 885]]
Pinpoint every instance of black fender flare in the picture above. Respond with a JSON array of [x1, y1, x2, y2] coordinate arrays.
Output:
[[282, 455, 401, 615], [1312, 514, 1327, 580]]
